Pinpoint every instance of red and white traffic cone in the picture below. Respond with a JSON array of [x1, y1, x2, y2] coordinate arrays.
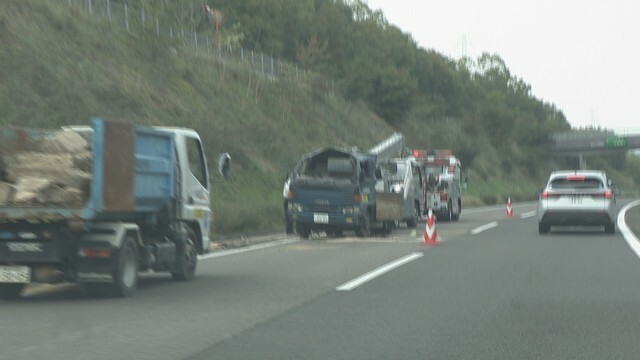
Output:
[[422, 209, 440, 246], [506, 197, 514, 217]]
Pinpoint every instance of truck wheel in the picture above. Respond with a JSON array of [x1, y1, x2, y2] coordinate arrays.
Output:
[[383, 221, 393, 235], [452, 199, 460, 221], [406, 204, 419, 228], [88, 236, 138, 298], [297, 223, 311, 239], [171, 228, 198, 281], [329, 229, 343, 238], [111, 236, 139, 297], [0, 283, 25, 300], [445, 201, 453, 221], [355, 212, 371, 237]]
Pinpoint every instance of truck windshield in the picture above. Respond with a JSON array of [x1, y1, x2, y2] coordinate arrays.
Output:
[[296, 152, 355, 180]]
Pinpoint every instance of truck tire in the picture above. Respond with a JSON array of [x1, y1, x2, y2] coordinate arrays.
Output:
[[406, 204, 419, 228], [355, 212, 371, 237], [444, 201, 453, 221], [452, 199, 460, 221], [87, 236, 139, 298], [297, 223, 311, 239], [171, 228, 198, 281], [328, 229, 343, 238], [0, 283, 24, 300], [382, 221, 393, 235]]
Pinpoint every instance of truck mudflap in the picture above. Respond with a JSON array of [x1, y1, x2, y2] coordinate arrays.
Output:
[[74, 240, 115, 283], [375, 192, 403, 221]]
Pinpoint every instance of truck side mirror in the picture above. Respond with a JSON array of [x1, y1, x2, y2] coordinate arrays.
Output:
[[218, 152, 231, 180]]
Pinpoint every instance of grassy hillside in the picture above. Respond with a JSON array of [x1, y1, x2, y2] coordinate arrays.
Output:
[[1, 1, 638, 238]]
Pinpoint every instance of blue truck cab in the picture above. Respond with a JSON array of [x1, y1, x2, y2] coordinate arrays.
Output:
[[287, 147, 382, 238], [0, 119, 211, 298]]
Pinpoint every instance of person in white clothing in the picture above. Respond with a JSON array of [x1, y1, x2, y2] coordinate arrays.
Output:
[[283, 177, 293, 234]]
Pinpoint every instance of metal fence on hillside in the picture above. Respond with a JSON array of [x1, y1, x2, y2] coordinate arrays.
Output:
[[64, 0, 303, 81]]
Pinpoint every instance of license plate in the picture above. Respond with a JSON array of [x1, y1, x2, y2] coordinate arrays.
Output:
[[0, 266, 31, 283], [314, 213, 329, 224]]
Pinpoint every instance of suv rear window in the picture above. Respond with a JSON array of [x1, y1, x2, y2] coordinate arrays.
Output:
[[550, 177, 603, 190]]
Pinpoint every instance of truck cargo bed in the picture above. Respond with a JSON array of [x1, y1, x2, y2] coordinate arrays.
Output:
[[0, 119, 175, 222]]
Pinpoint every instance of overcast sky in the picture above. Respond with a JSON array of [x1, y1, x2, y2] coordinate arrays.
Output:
[[365, 0, 639, 133]]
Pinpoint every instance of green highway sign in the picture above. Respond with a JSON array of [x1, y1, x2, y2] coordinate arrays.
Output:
[[604, 137, 628, 148]]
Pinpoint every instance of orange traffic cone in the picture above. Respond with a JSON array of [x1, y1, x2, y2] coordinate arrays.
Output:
[[506, 197, 514, 217], [422, 209, 440, 246]]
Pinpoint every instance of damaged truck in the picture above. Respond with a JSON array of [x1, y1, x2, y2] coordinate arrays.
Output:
[[287, 147, 399, 238]]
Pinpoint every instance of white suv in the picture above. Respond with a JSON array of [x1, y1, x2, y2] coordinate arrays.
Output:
[[537, 170, 616, 234]]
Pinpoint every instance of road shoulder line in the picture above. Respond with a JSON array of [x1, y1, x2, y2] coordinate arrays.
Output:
[[617, 200, 640, 259], [199, 239, 299, 260]]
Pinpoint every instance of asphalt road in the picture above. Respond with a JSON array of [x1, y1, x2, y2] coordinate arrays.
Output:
[[2, 200, 640, 360]]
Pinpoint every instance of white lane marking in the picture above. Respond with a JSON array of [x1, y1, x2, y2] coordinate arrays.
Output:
[[462, 205, 507, 214], [618, 200, 640, 259], [462, 202, 536, 215], [470, 222, 499, 235], [336, 252, 424, 291], [199, 239, 299, 260], [520, 211, 537, 219]]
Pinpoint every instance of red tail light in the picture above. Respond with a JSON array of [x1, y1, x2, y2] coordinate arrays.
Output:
[[288, 190, 293, 200], [604, 190, 612, 198], [354, 193, 361, 204], [541, 190, 560, 199], [440, 193, 448, 202]]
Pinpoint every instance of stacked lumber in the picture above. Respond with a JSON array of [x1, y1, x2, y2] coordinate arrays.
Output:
[[0, 130, 92, 207]]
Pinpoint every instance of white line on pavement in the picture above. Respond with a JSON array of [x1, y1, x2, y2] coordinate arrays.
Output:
[[470, 222, 499, 235], [520, 211, 537, 219], [336, 252, 424, 291], [462, 202, 536, 215], [199, 239, 299, 260], [618, 200, 640, 259]]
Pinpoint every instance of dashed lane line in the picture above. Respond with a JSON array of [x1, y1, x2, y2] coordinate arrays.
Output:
[[470, 222, 499, 235], [336, 252, 424, 291], [520, 211, 537, 219]]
